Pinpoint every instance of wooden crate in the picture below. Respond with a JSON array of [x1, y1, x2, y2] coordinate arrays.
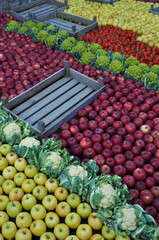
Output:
[[9, 0, 68, 22], [1, 62, 105, 139], [0, 0, 9, 14], [149, 4, 159, 15], [86, 0, 119, 4]]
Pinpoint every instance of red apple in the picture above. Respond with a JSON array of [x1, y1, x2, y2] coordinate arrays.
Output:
[[143, 164, 155, 176], [83, 130, 93, 138], [145, 176, 155, 189], [124, 160, 136, 173], [145, 206, 157, 218], [70, 125, 79, 135], [83, 147, 95, 159], [132, 198, 145, 208], [150, 158, 159, 170], [151, 186, 159, 198], [70, 144, 82, 156], [105, 157, 115, 168], [122, 175, 136, 188], [93, 154, 105, 166], [60, 130, 71, 139], [133, 168, 147, 181], [80, 138, 92, 148], [140, 190, 154, 205], [153, 172, 159, 184], [113, 165, 126, 177], [75, 132, 84, 142], [114, 154, 126, 165], [129, 189, 139, 199], [100, 164, 111, 175]]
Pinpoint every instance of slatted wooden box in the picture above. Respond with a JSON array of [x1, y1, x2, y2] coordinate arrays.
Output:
[[2, 62, 105, 139], [149, 5, 159, 15], [9, 0, 68, 22], [85, 0, 119, 4]]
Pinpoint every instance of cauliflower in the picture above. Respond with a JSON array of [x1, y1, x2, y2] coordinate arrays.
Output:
[[76, 41, 86, 46], [3, 122, 21, 137], [45, 35, 56, 47], [66, 37, 76, 44], [87, 43, 102, 54], [99, 183, 116, 209], [18, 26, 28, 34], [112, 52, 123, 60], [46, 25, 55, 31], [46, 151, 62, 170], [95, 56, 110, 68], [68, 165, 88, 180], [36, 30, 49, 43], [138, 63, 149, 73], [125, 65, 142, 80], [71, 44, 86, 58], [36, 22, 45, 30], [6, 20, 20, 31], [29, 27, 39, 35], [24, 21, 36, 28], [19, 137, 40, 148], [80, 52, 95, 65], [141, 71, 158, 84], [96, 49, 108, 56], [151, 65, 159, 74], [121, 207, 137, 231], [124, 55, 140, 66], [61, 38, 76, 51], [56, 30, 69, 37], [108, 59, 124, 74]]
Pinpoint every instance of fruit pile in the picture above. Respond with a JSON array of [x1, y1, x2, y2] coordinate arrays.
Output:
[[52, 76, 159, 225], [82, 25, 159, 66], [0, 143, 114, 240]]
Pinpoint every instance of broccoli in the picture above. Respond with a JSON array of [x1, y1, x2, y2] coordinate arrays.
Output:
[[45, 35, 56, 48], [108, 59, 124, 74], [80, 52, 96, 65], [112, 52, 123, 60], [36, 30, 49, 43], [87, 43, 102, 54], [151, 65, 159, 74], [6, 20, 20, 32], [95, 56, 110, 68], [24, 21, 36, 28], [36, 22, 46, 30], [18, 26, 28, 34], [56, 30, 69, 37], [138, 63, 149, 73], [96, 49, 108, 56], [141, 71, 158, 84], [124, 55, 140, 66], [46, 25, 55, 31], [125, 65, 142, 80], [61, 38, 76, 51]]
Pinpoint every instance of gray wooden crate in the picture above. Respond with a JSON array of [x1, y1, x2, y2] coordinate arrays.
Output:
[[149, 4, 159, 15], [0, 0, 9, 13], [9, 0, 68, 22], [85, 0, 119, 4], [1, 62, 105, 139]]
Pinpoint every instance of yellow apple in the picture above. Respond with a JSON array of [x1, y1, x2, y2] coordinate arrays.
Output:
[[102, 225, 116, 240], [90, 234, 104, 240], [14, 158, 27, 171], [2, 221, 17, 239], [54, 223, 70, 240], [0, 144, 12, 156], [76, 224, 92, 240], [0, 157, 8, 171], [45, 178, 58, 193], [56, 201, 71, 218], [30, 220, 46, 237], [6, 152, 18, 165], [54, 187, 68, 201], [88, 212, 103, 230], [16, 212, 32, 228], [0, 211, 9, 227], [45, 212, 60, 228]]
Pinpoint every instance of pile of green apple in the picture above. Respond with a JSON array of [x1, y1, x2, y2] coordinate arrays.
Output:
[[0, 142, 132, 240]]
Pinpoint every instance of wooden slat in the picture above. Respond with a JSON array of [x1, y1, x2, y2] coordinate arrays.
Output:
[[14, 0, 45, 12], [20, 3, 49, 16], [49, 18, 84, 31], [25, 81, 88, 124], [12, 76, 72, 115], [34, 86, 94, 128]]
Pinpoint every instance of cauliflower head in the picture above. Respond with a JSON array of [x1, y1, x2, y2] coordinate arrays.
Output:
[[36, 22, 45, 30], [71, 44, 86, 55], [108, 59, 124, 74], [24, 21, 36, 28], [125, 65, 142, 80], [99, 183, 116, 209], [121, 207, 137, 231], [68, 165, 88, 180], [18, 26, 28, 34], [96, 49, 108, 56], [80, 52, 95, 65], [46, 35, 56, 47], [56, 30, 69, 37], [46, 25, 55, 31], [124, 55, 140, 66], [36, 30, 49, 43], [151, 65, 159, 74], [19, 137, 40, 148], [112, 52, 123, 60], [61, 38, 76, 51], [141, 71, 158, 84], [3, 122, 21, 137], [46, 152, 62, 170], [6, 20, 20, 31], [95, 56, 110, 68], [87, 43, 102, 54], [138, 63, 149, 73]]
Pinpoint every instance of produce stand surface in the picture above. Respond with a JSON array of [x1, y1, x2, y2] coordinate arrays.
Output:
[[2, 62, 104, 139], [149, 4, 159, 15]]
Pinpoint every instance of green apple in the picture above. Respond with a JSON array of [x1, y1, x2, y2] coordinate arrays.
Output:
[[22, 179, 36, 193], [40, 232, 56, 240], [0, 176, 5, 186], [32, 185, 47, 200], [16, 212, 32, 228], [6, 200, 22, 218], [76, 224, 92, 240], [6, 152, 18, 165], [14, 172, 27, 187], [45, 178, 58, 193], [24, 164, 38, 178], [65, 212, 81, 229], [2, 179, 16, 194], [0, 233, 4, 240], [102, 225, 116, 240], [34, 173, 47, 185], [88, 212, 103, 230], [42, 194, 57, 211], [0, 157, 8, 171], [15, 228, 32, 240], [55, 201, 71, 218], [45, 212, 60, 228], [115, 232, 131, 240], [0, 144, 12, 156], [14, 158, 27, 171], [2, 166, 17, 179], [67, 193, 81, 209], [31, 204, 46, 220], [30, 219, 46, 237], [2, 221, 17, 239], [54, 223, 70, 240], [54, 187, 68, 201], [65, 236, 79, 240], [90, 234, 104, 240], [9, 187, 24, 201], [0, 195, 9, 211], [0, 211, 9, 227], [0, 187, 3, 195], [22, 194, 37, 211], [77, 203, 92, 219]]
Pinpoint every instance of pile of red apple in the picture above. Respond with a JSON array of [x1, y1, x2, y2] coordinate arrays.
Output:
[[51, 75, 159, 225]]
